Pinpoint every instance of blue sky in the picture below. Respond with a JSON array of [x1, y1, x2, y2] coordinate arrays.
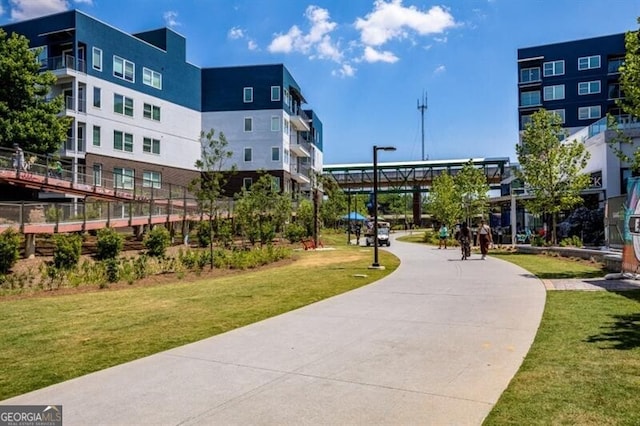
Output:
[[1, 0, 639, 165]]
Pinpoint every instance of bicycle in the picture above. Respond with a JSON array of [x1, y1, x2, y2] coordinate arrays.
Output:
[[460, 236, 471, 260]]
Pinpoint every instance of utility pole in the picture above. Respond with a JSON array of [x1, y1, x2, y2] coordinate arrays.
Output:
[[417, 91, 428, 160]]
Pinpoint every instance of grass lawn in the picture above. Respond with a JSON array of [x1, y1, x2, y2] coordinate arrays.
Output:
[[0, 244, 399, 401]]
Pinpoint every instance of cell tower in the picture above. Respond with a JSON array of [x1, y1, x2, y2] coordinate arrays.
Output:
[[417, 91, 428, 160]]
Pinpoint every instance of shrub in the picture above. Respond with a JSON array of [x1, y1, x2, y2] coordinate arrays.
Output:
[[96, 228, 124, 260], [144, 226, 171, 257], [196, 221, 211, 248], [103, 258, 120, 283], [559, 235, 583, 248], [53, 234, 82, 270], [133, 255, 149, 279], [0, 229, 22, 274], [285, 223, 306, 243]]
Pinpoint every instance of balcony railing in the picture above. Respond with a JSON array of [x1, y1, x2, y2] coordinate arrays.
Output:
[[585, 114, 640, 139], [63, 137, 86, 153], [65, 96, 86, 113], [43, 55, 87, 74]]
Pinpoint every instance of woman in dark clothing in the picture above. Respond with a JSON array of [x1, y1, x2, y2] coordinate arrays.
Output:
[[458, 222, 471, 260]]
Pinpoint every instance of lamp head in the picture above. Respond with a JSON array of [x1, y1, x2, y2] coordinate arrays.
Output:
[[376, 146, 396, 152]]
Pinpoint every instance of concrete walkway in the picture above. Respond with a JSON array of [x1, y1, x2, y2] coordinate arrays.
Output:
[[2, 233, 546, 425]]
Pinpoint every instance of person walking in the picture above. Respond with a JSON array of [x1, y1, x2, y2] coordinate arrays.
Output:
[[458, 222, 471, 260], [438, 223, 449, 249], [477, 219, 492, 260]]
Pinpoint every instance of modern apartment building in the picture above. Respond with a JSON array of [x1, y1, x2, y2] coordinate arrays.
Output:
[[201, 64, 323, 198], [517, 33, 626, 136], [1, 10, 322, 199]]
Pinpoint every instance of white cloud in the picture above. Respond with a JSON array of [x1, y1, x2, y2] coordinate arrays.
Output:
[[268, 5, 342, 62], [332, 63, 356, 78], [228, 26, 244, 40], [433, 64, 446, 74], [355, 0, 456, 47], [362, 45, 398, 63], [247, 40, 257, 50], [163, 11, 180, 28], [10, 0, 68, 21], [73, 0, 93, 4]]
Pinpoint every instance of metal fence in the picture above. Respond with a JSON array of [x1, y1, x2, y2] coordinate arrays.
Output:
[[606, 195, 626, 249]]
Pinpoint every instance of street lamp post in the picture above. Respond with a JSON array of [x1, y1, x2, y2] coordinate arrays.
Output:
[[371, 145, 396, 269]]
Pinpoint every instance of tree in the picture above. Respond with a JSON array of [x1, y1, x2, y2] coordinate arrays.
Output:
[[234, 173, 292, 246], [319, 175, 347, 228], [606, 19, 640, 172], [0, 29, 70, 153], [516, 109, 591, 244], [455, 160, 490, 225], [425, 172, 461, 227], [189, 129, 235, 269]]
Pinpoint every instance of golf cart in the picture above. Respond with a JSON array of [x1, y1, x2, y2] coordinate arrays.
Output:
[[365, 221, 391, 247]]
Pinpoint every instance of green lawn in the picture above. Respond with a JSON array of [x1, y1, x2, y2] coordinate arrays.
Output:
[[0, 246, 399, 400]]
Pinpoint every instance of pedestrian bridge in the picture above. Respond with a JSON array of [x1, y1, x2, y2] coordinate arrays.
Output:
[[323, 157, 510, 193]]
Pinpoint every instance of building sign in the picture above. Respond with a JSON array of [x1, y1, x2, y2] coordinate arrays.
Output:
[[590, 171, 602, 188]]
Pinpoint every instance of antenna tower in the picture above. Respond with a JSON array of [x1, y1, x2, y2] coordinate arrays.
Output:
[[417, 91, 428, 160]]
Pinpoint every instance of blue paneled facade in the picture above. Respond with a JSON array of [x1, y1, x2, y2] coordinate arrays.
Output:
[[517, 33, 626, 134]]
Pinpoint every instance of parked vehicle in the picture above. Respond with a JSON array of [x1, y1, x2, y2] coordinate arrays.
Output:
[[365, 221, 391, 247]]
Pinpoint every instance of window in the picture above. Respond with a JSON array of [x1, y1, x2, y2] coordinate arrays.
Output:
[[93, 164, 102, 187], [113, 56, 134, 82], [114, 94, 134, 116], [243, 177, 252, 190], [243, 87, 253, 103], [271, 86, 281, 101], [271, 116, 280, 131], [244, 148, 252, 162], [283, 118, 290, 135], [578, 81, 601, 95], [578, 106, 601, 120], [93, 125, 101, 146], [113, 131, 133, 152], [520, 90, 541, 107], [284, 148, 290, 164], [143, 137, 160, 154], [284, 88, 290, 106], [521, 115, 533, 128], [92, 47, 102, 71], [549, 109, 566, 124], [543, 85, 565, 101], [244, 117, 253, 132], [93, 87, 101, 108], [543, 60, 564, 77], [142, 68, 162, 89], [143, 103, 161, 121], [114, 168, 134, 189], [608, 57, 624, 74], [143, 171, 161, 189], [271, 147, 280, 161], [578, 55, 600, 70], [519, 67, 540, 83]]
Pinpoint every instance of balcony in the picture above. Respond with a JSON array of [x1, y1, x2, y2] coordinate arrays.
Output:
[[64, 96, 86, 114], [290, 163, 311, 184], [290, 135, 311, 158], [61, 137, 86, 157], [290, 106, 311, 132], [44, 55, 86, 78]]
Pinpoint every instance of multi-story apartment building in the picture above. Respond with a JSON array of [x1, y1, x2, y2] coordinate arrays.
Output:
[[201, 65, 323, 198], [517, 33, 626, 136], [1, 10, 322, 199]]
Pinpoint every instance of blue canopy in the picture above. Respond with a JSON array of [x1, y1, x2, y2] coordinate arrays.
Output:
[[342, 212, 366, 221]]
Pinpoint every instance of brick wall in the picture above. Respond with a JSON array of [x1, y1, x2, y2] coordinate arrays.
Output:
[[85, 153, 199, 195]]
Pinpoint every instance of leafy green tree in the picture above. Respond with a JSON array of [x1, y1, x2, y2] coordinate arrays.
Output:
[[235, 173, 292, 246], [455, 160, 490, 225], [295, 199, 314, 237], [425, 172, 462, 227], [0, 29, 70, 153], [516, 109, 591, 244], [189, 129, 235, 268], [606, 19, 640, 172], [319, 175, 347, 228], [0, 229, 22, 274]]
